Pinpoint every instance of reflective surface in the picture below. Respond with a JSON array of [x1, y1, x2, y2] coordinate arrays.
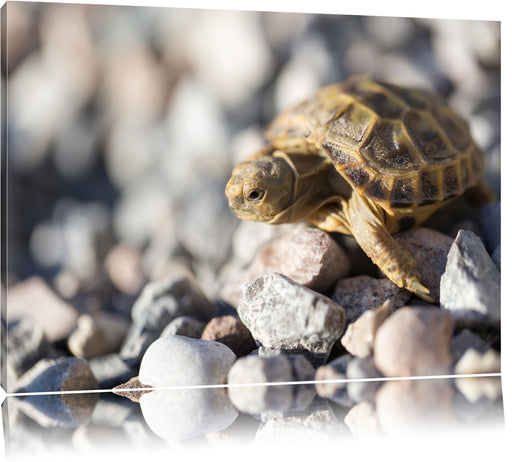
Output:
[[3, 376, 504, 458]]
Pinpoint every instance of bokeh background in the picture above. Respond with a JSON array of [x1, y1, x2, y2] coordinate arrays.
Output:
[[3, 2, 501, 317]]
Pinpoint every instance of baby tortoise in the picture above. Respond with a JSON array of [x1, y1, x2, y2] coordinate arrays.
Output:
[[225, 77, 486, 302]]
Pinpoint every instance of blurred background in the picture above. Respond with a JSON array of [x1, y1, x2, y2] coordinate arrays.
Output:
[[3, 2, 501, 316]]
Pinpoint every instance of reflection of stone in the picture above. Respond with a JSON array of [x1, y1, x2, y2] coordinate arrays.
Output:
[[140, 388, 238, 441], [375, 379, 456, 436], [254, 400, 346, 443], [344, 401, 381, 438], [227, 354, 315, 414], [113, 376, 152, 403], [13, 393, 98, 429], [454, 348, 501, 402]]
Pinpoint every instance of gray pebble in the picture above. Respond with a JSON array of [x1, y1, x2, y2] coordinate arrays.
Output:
[[7, 317, 59, 378], [450, 328, 491, 364], [14, 356, 98, 394], [89, 353, 137, 390], [238, 273, 346, 363], [160, 315, 206, 339], [440, 230, 500, 327], [331, 275, 410, 324], [395, 227, 454, 303], [491, 243, 500, 271], [476, 201, 500, 251], [121, 272, 217, 365]]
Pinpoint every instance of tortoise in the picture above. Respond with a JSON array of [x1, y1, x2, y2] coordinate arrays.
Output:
[[225, 76, 486, 302]]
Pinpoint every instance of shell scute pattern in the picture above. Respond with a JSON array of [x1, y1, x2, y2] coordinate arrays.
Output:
[[266, 78, 484, 209]]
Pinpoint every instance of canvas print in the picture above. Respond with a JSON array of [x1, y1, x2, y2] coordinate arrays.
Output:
[[0, 1, 503, 455]]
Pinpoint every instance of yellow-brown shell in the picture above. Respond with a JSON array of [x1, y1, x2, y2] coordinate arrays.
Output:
[[265, 77, 485, 211]]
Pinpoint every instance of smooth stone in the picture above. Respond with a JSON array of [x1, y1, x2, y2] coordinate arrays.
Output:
[[68, 311, 130, 359], [440, 230, 501, 327], [491, 243, 500, 270], [14, 356, 97, 394], [201, 315, 257, 357], [341, 299, 392, 358], [139, 335, 236, 388], [394, 227, 454, 303], [331, 276, 410, 324], [7, 277, 79, 342], [160, 315, 206, 339], [104, 244, 146, 295], [238, 273, 346, 363], [373, 306, 453, 377]]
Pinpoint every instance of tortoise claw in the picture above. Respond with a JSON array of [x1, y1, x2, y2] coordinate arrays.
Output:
[[409, 280, 435, 303]]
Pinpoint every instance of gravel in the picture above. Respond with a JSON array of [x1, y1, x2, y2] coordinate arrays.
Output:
[[4, 3, 501, 451]]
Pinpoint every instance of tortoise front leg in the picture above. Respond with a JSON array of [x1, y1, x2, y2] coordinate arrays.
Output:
[[345, 193, 433, 302]]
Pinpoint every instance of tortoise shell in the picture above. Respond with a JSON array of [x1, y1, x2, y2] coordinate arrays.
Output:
[[265, 77, 485, 211]]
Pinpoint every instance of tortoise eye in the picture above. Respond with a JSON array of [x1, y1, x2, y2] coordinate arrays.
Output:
[[247, 189, 264, 201]]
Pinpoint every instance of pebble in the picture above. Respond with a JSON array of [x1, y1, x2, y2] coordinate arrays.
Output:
[[440, 230, 500, 327], [132, 336, 237, 440], [340, 299, 392, 358], [222, 226, 350, 307], [201, 315, 257, 357], [450, 328, 491, 364], [491, 243, 500, 270], [6, 317, 59, 378], [373, 306, 453, 377], [331, 275, 410, 324], [7, 276, 79, 343], [476, 201, 500, 252], [160, 315, 206, 339], [138, 335, 236, 388], [238, 273, 346, 364], [227, 354, 315, 414], [88, 353, 137, 390], [246, 226, 350, 294], [104, 244, 146, 296], [121, 272, 217, 365], [344, 401, 381, 438], [14, 356, 98, 394], [68, 311, 130, 359], [375, 379, 456, 436], [394, 227, 454, 303]]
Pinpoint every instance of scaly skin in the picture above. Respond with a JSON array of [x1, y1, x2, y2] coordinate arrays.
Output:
[[309, 193, 433, 302]]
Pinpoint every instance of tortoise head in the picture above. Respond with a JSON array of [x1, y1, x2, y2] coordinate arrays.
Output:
[[225, 155, 296, 222]]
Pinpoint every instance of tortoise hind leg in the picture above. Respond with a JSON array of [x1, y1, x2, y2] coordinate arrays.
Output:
[[345, 194, 434, 302]]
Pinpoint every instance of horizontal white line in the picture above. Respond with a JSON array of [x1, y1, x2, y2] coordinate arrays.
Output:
[[4, 372, 501, 398]]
